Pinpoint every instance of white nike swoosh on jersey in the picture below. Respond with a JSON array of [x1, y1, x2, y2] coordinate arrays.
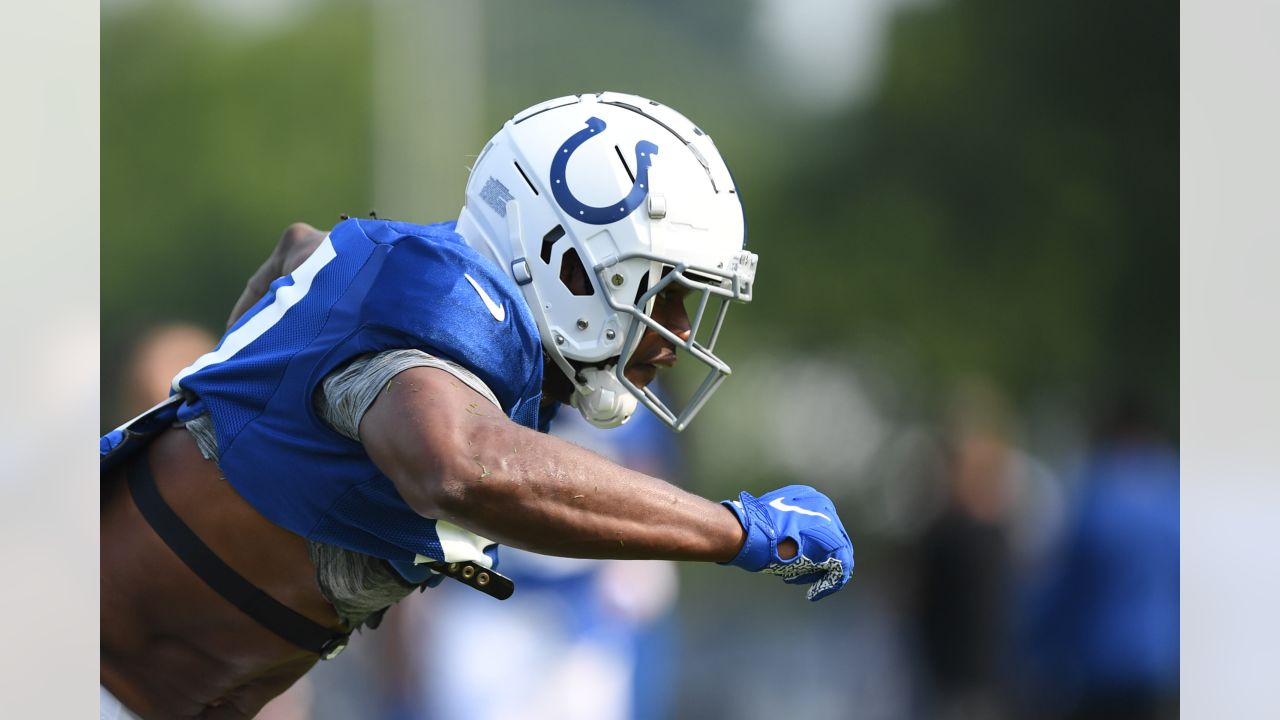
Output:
[[464, 273, 506, 322], [768, 497, 832, 522]]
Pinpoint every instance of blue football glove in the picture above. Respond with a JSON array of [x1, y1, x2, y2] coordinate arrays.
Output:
[[721, 485, 854, 601]]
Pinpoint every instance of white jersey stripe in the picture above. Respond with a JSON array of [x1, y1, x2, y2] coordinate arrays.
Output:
[[416, 519, 498, 568], [173, 235, 338, 390]]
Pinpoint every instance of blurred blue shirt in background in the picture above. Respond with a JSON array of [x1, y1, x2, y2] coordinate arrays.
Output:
[[1021, 437, 1179, 717]]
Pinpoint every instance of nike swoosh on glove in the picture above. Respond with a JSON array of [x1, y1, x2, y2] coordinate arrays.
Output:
[[721, 485, 854, 601]]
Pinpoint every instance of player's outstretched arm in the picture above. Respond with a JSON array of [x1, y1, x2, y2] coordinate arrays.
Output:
[[360, 366, 854, 600], [361, 365, 746, 562]]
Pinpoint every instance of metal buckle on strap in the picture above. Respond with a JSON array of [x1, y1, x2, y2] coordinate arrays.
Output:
[[319, 636, 348, 661], [424, 560, 515, 600]]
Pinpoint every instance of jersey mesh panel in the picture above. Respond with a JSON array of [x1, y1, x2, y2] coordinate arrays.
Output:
[[311, 476, 446, 563], [193, 247, 367, 453]]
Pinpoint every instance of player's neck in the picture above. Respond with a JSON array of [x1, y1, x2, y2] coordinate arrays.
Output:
[[540, 355, 574, 407]]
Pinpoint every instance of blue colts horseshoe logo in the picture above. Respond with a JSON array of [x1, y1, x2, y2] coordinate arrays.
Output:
[[550, 117, 658, 225]]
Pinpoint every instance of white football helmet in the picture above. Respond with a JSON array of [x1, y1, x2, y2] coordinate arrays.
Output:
[[456, 92, 758, 432]]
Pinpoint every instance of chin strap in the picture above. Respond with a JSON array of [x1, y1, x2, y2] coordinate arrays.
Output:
[[571, 365, 638, 428]]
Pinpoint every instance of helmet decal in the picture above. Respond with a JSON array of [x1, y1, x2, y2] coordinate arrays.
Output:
[[550, 117, 659, 225], [479, 177, 514, 218]]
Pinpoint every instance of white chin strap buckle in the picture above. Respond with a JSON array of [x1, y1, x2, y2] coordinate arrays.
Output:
[[571, 366, 638, 429]]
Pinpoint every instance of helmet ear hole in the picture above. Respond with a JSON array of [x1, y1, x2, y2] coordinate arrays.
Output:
[[540, 225, 565, 264], [558, 248, 595, 296]]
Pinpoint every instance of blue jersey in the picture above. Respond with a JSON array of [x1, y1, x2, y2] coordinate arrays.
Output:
[[170, 218, 544, 576]]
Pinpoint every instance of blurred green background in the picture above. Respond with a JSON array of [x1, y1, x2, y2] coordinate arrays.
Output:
[[102, 1, 1177, 718]]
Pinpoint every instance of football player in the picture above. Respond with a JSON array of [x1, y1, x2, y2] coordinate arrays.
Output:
[[100, 92, 854, 719]]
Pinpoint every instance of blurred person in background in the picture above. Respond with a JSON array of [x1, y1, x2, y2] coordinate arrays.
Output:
[[1017, 392, 1179, 720], [912, 382, 1017, 720], [99, 93, 854, 719], [386, 397, 682, 720], [118, 324, 219, 420]]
